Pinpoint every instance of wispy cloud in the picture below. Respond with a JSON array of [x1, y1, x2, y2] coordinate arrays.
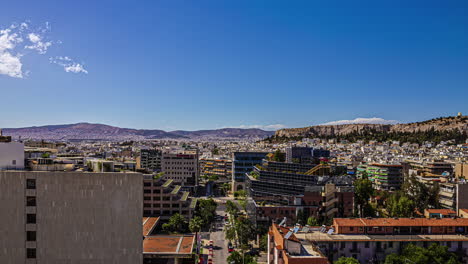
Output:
[[49, 56, 88, 74], [228, 124, 287, 131], [320, 117, 399, 126], [0, 21, 87, 78]]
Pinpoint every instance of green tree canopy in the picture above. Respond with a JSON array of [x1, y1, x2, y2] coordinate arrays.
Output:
[[162, 213, 188, 233], [384, 243, 461, 264], [334, 257, 360, 264], [195, 198, 217, 228], [189, 216, 203, 233], [307, 216, 319, 226], [386, 192, 416, 217], [354, 175, 374, 217]]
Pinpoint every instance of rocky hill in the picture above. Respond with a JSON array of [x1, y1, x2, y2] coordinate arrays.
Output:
[[3, 123, 274, 141], [275, 116, 468, 139]]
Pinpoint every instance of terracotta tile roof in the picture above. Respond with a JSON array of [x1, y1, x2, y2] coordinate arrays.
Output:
[[143, 217, 160, 236], [143, 235, 195, 254], [273, 224, 300, 243], [335, 217, 468, 227], [426, 209, 456, 215]]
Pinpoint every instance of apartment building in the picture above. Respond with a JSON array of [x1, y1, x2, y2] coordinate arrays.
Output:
[[0, 171, 142, 264], [200, 158, 232, 179], [232, 152, 268, 191], [358, 163, 403, 191], [143, 175, 196, 220], [251, 184, 354, 226], [161, 150, 199, 188], [285, 146, 330, 164], [0, 132, 24, 170], [137, 149, 162, 172], [439, 182, 468, 211], [268, 218, 468, 264]]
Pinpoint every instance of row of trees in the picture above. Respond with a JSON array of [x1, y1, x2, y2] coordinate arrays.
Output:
[[334, 243, 461, 264]]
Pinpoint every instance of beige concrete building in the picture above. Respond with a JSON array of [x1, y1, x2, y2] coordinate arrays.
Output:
[[161, 150, 199, 187], [0, 171, 143, 264]]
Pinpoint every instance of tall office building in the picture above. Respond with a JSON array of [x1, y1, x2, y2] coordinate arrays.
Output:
[[286, 146, 330, 164], [232, 152, 268, 191], [0, 171, 142, 264], [161, 150, 199, 188], [137, 149, 162, 172]]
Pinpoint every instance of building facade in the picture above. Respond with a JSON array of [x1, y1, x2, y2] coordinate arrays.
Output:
[[0, 171, 142, 264], [0, 134, 24, 170], [161, 150, 199, 188], [137, 149, 163, 172], [143, 175, 196, 220], [232, 152, 268, 191]]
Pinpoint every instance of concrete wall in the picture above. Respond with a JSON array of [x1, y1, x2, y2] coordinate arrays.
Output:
[[0, 171, 26, 264], [0, 171, 143, 264], [0, 142, 24, 169]]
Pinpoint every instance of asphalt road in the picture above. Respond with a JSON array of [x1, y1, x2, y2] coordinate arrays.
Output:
[[210, 198, 230, 264]]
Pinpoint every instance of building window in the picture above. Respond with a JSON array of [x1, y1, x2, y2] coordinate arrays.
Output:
[[365, 241, 369, 248], [447, 241, 452, 248], [350, 227, 354, 232], [389, 241, 393, 248], [340, 242, 346, 249], [26, 179, 36, 189], [26, 196, 36, 207], [27, 231, 36, 241], [12, 160, 16, 165], [27, 214, 36, 224], [27, 248, 36, 259]]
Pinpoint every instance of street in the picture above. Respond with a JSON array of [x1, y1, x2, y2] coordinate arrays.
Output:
[[209, 197, 230, 264]]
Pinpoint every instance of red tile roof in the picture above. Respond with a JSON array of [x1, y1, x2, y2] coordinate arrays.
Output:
[[334, 217, 468, 228], [143, 217, 159, 236], [426, 209, 456, 215], [143, 235, 195, 254]]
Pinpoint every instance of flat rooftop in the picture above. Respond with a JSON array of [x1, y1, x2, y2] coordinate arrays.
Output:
[[143, 217, 160, 236], [295, 231, 468, 242], [143, 235, 195, 255]]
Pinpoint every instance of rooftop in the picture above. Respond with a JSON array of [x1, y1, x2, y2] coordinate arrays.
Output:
[[143, 217, 160, 236], [334, 217, 468, 227], [143, 235, 195, 255]]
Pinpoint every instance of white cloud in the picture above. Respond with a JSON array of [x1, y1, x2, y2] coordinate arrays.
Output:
[[229, 124, 287, 131], [49, 56, 88, 74], [0, 27, 24, 78], [0, 51, 23, 78], [320, 117, 399, 126], [0, 21, 87, 78], [25, 33, 52, 54]]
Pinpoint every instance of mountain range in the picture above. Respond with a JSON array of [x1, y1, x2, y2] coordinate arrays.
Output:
[[3, 123, 275, 141]]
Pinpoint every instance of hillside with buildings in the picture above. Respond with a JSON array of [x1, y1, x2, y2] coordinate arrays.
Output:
[[273, 115, 468, 143], [3, 123, 274, 141]]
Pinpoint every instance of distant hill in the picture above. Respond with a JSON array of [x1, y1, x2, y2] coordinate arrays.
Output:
[[271, 116, 468, 144], [3, 123, 275, 141]]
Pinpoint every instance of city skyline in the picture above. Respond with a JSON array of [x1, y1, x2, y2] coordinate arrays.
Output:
[[1, 1, 467, 130]]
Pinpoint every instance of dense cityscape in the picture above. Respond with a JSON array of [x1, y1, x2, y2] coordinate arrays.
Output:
[[0, 114, 467, 264], [2, 1, 468, 264]]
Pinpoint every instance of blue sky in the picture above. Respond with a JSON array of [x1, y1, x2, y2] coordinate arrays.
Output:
[[1, 1, 467, 131]]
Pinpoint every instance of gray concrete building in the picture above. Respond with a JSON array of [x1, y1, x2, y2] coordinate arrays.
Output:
[[0, 171, 143, 264]]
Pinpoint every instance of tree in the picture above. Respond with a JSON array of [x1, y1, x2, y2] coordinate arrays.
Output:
[[227, 250, 257, 264], [334, 257, 360, 264], [259, 234, 268, 251], [402, 174, 439, 211], [271, 150, 285, 162], [354, 174, 374, 217], [386, 192, 416, 217], [163, 213, 188, 233], [189, 216, 203, 233], [195, 198, 218, 228], [384, 243, 461, 264], [307, 216, 319, 226], [226, 200, 240, 215]]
